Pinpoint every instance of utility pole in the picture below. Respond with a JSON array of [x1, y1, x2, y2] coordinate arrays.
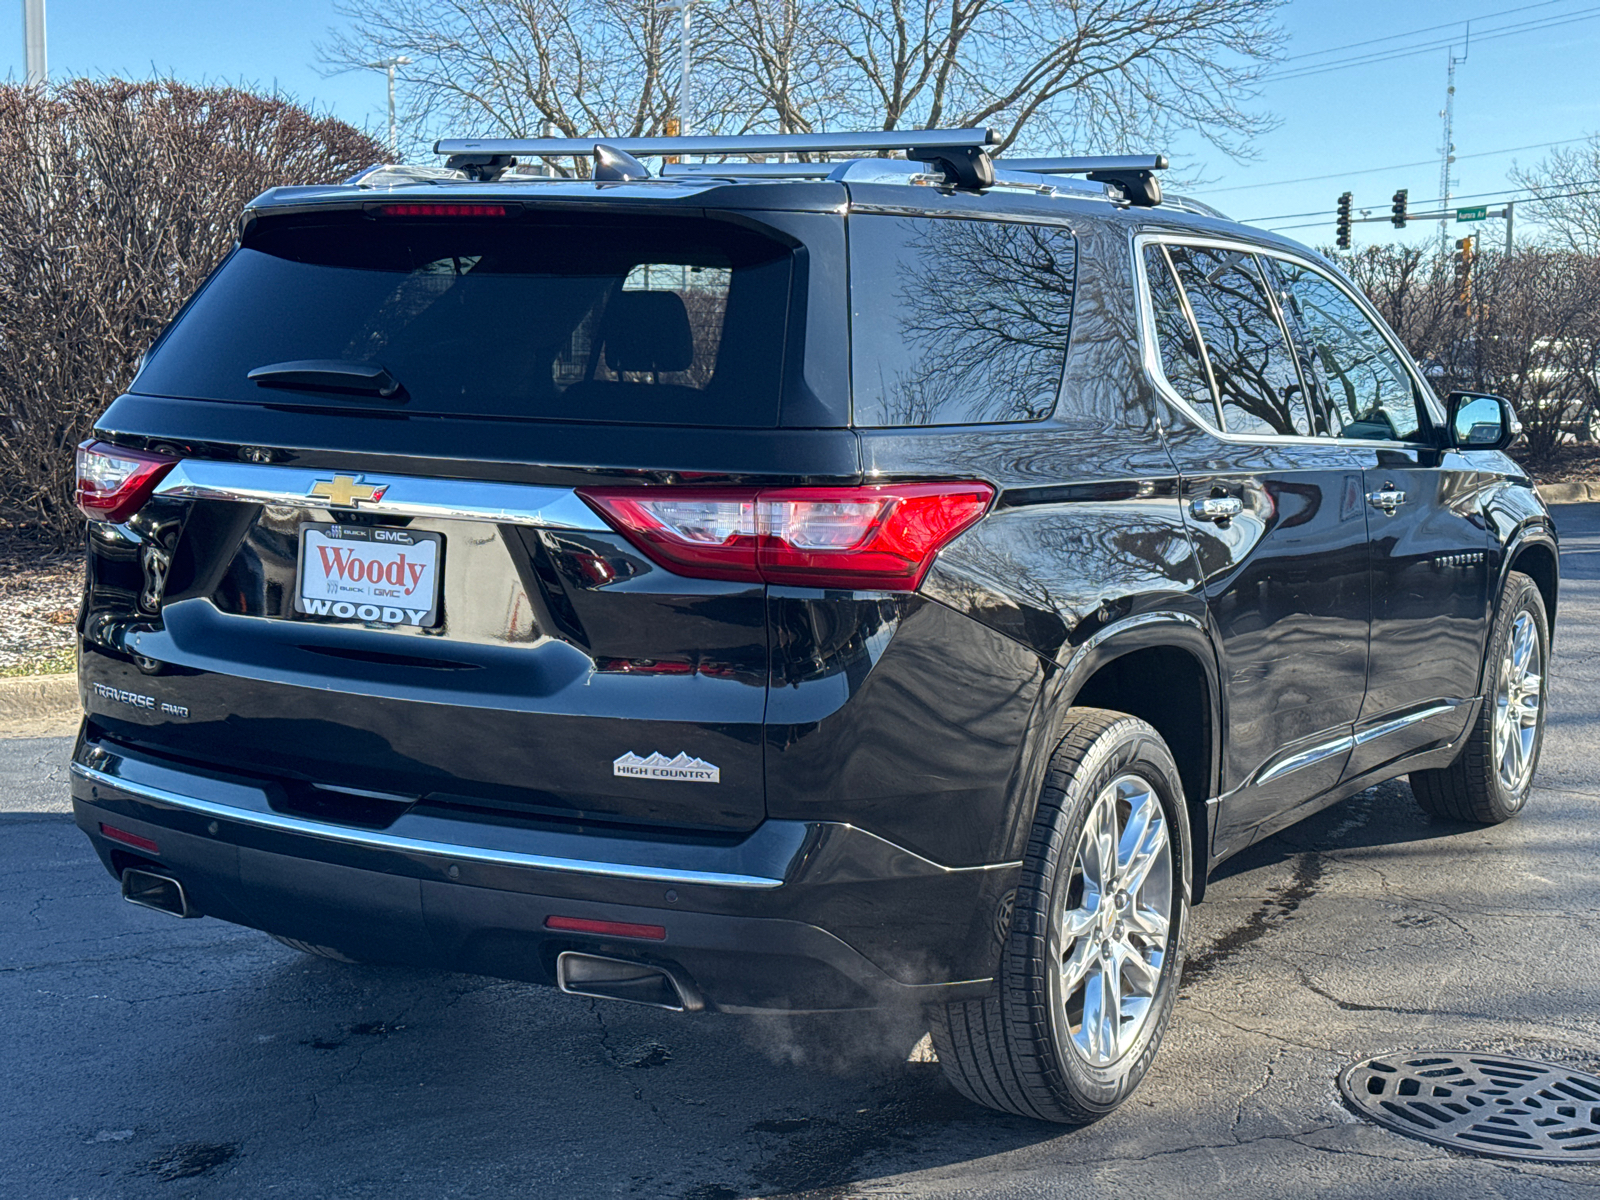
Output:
[[365, 55, 411, 160], [1437, 25, 1469, 255], [22, 0, 46, 86], [659, 0, 695, 137]]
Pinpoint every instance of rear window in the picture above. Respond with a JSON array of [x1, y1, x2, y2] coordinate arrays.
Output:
[[849, 214, 1075, 427], [134, 212, 794, 427]]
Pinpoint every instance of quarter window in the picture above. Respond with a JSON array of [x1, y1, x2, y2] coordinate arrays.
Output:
[[1274, 260, 1425, 442], [850, 215, 1076, 426], [1142, 246, 1222, 427], [1163, 246, 1310, 438]]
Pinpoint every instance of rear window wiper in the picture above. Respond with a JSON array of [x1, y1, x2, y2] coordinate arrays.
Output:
[[247, 360, 403, 399]]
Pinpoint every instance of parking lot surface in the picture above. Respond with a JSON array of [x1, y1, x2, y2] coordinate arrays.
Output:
[[5, 504, 1600, 1199]]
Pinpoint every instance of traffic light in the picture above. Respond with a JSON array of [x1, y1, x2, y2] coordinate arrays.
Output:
[[1390, 189, 1408, 229], [1336, 192, 1353, 250], [1454, 236, 1475, 316]]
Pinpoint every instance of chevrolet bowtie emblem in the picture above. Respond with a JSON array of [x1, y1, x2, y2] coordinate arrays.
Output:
[[308, 474, 388, 508]]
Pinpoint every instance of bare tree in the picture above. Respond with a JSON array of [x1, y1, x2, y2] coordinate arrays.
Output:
[[0, 80, 384, 546], [1336, 243, 1600, 461], [325, 0, 1284, 156], [1510, 133, 1600, 257]]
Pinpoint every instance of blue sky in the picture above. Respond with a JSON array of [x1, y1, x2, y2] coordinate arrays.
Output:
[[4, 0, 1598, 252]]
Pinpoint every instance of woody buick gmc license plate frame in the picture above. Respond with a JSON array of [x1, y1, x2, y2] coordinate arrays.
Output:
[[294, 523, 444, 628]]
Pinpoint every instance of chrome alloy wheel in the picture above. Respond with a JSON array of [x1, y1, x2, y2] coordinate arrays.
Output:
[[1494, 610, 1544, 794], [1049, 773, 1173, 1068]]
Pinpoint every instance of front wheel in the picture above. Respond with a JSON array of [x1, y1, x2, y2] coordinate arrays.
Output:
[[1410, 570, 1549, 824], [930, 709, 1190, 1123]]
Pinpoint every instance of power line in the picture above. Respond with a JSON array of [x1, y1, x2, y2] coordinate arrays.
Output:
[[1266, 6, 1600, 83], [1254, 185, 1600, 234], [1280, 0, 1576, 61], [1245, 178, 1600, 225], [1210, 135, 1594, 197]]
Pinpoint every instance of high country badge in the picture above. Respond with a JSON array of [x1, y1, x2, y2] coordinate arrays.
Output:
[[613, 751, 721, 783]]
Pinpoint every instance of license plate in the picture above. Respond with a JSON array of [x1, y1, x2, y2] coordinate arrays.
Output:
[[295, 523, 443, 627]]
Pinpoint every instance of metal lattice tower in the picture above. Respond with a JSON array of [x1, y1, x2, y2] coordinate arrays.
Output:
[[1438, 26, 1470, 254]]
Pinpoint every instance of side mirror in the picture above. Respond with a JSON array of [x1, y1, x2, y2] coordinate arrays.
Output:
[[1446, 391, 1522, 451]]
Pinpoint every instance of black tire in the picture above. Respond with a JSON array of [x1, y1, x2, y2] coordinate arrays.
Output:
[[929, 709, 1190, 1123], [268, 933, 366, 963], [1410, 570, 1549, 824]]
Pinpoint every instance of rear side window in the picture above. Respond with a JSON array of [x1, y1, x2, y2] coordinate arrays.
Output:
[[1162, 246, 1310, 438], [134, 213, 793, 427], [849, 215, 1075, 426]]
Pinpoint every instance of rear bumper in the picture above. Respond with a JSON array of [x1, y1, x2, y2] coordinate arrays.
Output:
[[71, 731, 1013, 1013]]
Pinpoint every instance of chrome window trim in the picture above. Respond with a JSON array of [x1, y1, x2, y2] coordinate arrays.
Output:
[[152, 460, 608, 531], [71, 761, 784, 890], [1131, 231, 1447, 448]]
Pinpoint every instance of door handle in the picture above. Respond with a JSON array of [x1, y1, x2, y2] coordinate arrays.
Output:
[[1367, 486, 1406, 515], [1190, 496, 1244, 523]]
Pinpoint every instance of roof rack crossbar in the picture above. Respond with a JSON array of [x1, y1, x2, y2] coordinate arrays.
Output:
[[434, 128, 999, 159], [996, 155, 1168, 175]]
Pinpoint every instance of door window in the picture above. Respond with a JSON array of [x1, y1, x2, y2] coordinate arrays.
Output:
[[1164, 246, 1311, 438], [1274, 259, 1426, 441]]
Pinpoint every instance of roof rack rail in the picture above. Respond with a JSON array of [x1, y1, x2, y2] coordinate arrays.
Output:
[[996, 154, 1167, 175], [995, 154, 1168, 207], [658, 161, 837, 179]]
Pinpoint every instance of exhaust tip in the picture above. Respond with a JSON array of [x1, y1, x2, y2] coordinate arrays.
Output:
[[121, 868, 199, 918], [556, 951, 703, 1013]]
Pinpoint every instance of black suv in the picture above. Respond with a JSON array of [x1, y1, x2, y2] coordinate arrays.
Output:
[[69, 129, 1557, 1123]]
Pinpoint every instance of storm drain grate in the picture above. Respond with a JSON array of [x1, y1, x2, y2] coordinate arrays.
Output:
[[1339, 1051, 1600, 1163]]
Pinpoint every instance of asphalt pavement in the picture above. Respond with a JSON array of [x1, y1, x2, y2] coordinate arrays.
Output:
[[5, 505, 1600, 1199]]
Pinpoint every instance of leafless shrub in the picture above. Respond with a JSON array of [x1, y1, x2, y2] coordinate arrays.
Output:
[[0, 79, 385, 547]]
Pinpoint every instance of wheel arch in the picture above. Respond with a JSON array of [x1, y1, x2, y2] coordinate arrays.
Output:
[[1059, 616, 1221, 902], [1505, 534, 1558, 632]]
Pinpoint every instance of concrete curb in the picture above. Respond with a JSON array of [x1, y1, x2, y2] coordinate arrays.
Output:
[[0, 673, 80, 739], [1542, 482, 1600, 504]]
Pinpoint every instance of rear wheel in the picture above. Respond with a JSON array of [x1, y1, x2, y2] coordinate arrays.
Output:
[[930, 709, 1189, 1122], [268, 934, 366, 963], [1410, 570, 1548, 824]]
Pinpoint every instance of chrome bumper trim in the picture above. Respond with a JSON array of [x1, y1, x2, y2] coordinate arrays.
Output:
[[153, 460, 608, 532], [71, 762, 784, 890]]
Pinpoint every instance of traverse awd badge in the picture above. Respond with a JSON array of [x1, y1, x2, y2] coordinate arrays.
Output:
[[613, 752, 721, 783], [309, 473, 388, 508]]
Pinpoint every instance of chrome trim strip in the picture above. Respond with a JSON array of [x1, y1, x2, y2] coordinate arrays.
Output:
[[1354, 701, 1460, 746], [71, 762, 784, 890], [1253, 733, 1354, 787], [153, 461, 608, 532]]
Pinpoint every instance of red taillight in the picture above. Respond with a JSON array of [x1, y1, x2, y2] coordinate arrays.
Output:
[[578, 482, 994, 591], [376, 203, 511, 218], [545, 915, 667, 941], [100, 823, 160, 854], [75, 441, 179, 523]]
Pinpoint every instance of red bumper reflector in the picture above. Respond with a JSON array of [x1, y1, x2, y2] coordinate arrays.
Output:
[[545, 915, 667, 941], [100, 823, 160, 854]]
